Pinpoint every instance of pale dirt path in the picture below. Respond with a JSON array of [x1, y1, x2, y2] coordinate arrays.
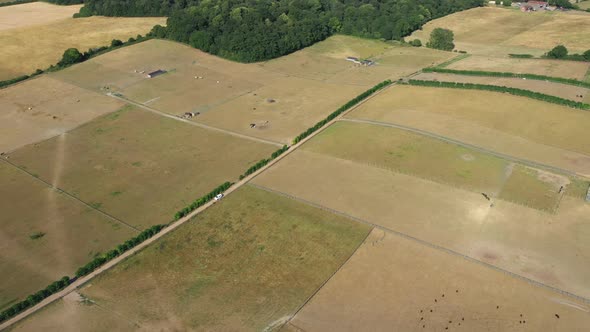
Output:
[[106, 92, 285, 147], [0, 77, 393, 331]]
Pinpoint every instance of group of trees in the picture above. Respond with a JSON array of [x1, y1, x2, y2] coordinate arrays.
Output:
[[408, 79, 590, 110], [0, 277, 71, 323], [426, 28, 454, 51], [77, 0, 485, 62], [545, 45, 590, 61]]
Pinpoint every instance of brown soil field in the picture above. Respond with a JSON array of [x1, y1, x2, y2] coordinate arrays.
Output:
[[6, 107, 276, 229], [253, 149, 590, 299], [197, 77, 365, 144], [407, 7, 590, 56], [0, 2, 81, 31], [0, 162, 136, 312], [446, 55, 590, 80], [284, 228, 590, 332], [347, 85, 590, 176], [0, 14, 165, 80], [0, 76, 125, 153], [9, 185, 371, 331], [414, 72, 590, 103]]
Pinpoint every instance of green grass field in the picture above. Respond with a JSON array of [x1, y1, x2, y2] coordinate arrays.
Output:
[[49, 185, 371, 331], [302, 121, 508, 194], [6, 106, 276, 229], [498, 165, 565, 212]]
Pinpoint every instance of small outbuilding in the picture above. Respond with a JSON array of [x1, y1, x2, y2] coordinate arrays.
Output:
[[147, 69, 166, 78]]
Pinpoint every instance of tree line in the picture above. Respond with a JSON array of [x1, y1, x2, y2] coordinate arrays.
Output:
[[173, 182, 233, 220], [422, 67, 590, 89], [239, 145, 290, 180], [77, 0, 485, 62], [407, 79, 590, 110]]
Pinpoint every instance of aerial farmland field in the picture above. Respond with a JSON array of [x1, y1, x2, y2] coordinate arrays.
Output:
[[347, 84, 590, 176], [284, 228, 590, 332], [445, 55, 590, 80], [413, 72, 590, 102], [0, 2, 165, 80], [0, 161, 136, 312], [8, 185, 371, 331], [407, 7, 590, 57], [0, 76, 125, 153], [5, 106, 276, 229], [253, 121, 590, 299]]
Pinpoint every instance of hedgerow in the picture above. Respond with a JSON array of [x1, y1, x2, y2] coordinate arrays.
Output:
[[0, 277, 71, 323], [173, 182, 233, 220], [422, 67, 590, 89], [407, 79, 590, 110], [239, 145, 289, 180], [292, 79, 392, 144]]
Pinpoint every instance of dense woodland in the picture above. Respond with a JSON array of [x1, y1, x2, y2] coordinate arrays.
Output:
[[78, 0, 485, 62]]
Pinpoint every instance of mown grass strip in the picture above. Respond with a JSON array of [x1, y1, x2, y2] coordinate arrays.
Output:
[[407, 79, 590, 110], [423, 67, 590, 89]]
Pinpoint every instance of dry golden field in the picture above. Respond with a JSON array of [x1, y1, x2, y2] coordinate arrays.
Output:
[[413, 72, 590, 102], [0, 2, 81, 31], [284, 228, 590, 332], [407, 7, 590, 56], [0, 4, 165, 79], [0, 76, 125, 153], [253, 139, 590, 299], [51, 37, 452, 144], [446, 55, 590, 80], [0, 162, 136, 312], [8, 185, 371, 331], [6, 107, 276, 229], [347, 85, 590, 176]]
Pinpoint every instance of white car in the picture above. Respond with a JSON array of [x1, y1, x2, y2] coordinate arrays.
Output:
[[214, 194, 224, 201]]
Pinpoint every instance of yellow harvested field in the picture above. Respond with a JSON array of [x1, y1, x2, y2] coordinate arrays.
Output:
[[0, 76, 125, 153], [6, 107, 276, 229], [0, 2, 81, 31], [253, 149, 590, 299], [53, 37, 451, 143], [10, 185, 371, 331], [0, 14, 165, 80], [285, 228, 590, 332], [0, 162, 136, 311], [413, 72, 590, 102], [447, 55, 590, 80], [347, 85, 590, 176], [407, 7, 590, 56]]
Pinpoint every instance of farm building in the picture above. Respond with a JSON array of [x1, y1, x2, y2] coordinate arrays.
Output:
[[586, 185, 590, 202], [147, 69, 166, 78], [345, 56, 375, 66], [520, 1, 548, 11]]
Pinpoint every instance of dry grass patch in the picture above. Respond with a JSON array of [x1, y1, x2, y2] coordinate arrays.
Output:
[[407, 7, 590, 56], [303, 121, 507, 194], [253, 150, 590, 299], [60, 185, 371, 331], [347, 85, 590, 176], [0, 2, 81, 31], [0, 162, 136, 311], [499, 165, 567, 212], [285, 228, 590, 332], [447, 55, 590, 80], [197, 78, 365, 144], [0, 15, 165, 79], [6, 107, 276, 229], [0, 76, 125, 153], [413, 72, 590, 102]]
